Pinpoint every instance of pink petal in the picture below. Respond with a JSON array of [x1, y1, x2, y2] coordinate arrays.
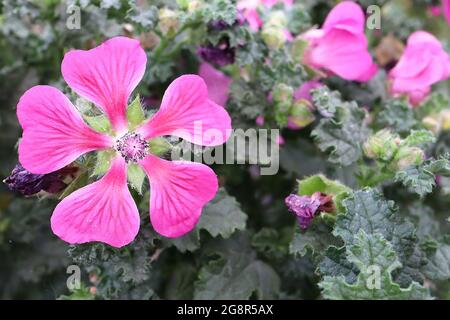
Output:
[[198, 62, 232, 106], [137, 75, 232, 146], [61, 37, 147, 133], [293, 79, 322, 102], [389, 31, 450, 100], [139, 155, 218, 238], [322, 1, 365, 35], [17, 86, 112, 174], [443, 0, 450, 25], [309, 29, 377, 81], [51, 157, 139, 248]]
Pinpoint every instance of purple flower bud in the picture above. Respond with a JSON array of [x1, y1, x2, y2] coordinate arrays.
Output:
[[285, 192, 334, 229], [3, 164, 74, 196], [198, 41, 235, 66]]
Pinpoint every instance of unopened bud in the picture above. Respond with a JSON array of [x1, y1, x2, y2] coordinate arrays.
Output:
[[288, 100, 315, 129], [395, 146, 425, 170], [158, 9, 179, 36], [262, 26, 287, 50], [363, 130, 398, 161], [440, 110, 450, 131], [422, 115, 441, 134]]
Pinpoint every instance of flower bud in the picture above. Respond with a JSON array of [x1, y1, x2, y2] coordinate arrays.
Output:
[[158, 8, 179, 36], [262, 26, 286, 50], [288, 100, 315, 129], [272, 83, 293, 103], [422, 115, 441, 134], [3, 164, 75, 196], [395, 146, 425, 170], [266, 11, 288, 28], [363, 130, 398, 161], [187, 0, 202, 12], [440, 110, 450, 131]]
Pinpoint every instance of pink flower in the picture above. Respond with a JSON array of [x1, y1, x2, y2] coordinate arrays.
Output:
[[389, 31, 450, 106], [198, 62, 232, 106], [256, 115, 265, 126], [17, 37, 232, 247], [428, 5, 442, 17], [293, 79, 322, 102], [300, 1, 377, 82], [237, 0, 292, 31], [443, 0, 450, 25]]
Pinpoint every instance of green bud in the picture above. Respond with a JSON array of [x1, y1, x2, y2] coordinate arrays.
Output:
[[441, 110, 450, 130], [288, 100, 315, 128], [395, 146, 425, 170], [272, 84, 293, 126], [363, 129, 398, 161], [422, 115, 441, 135], [176, 0, 190, 9], [188, 0, 202, 12], [158, 8, 179, 36], [290, 38, 308, 59], [272, 83, 293, 103], [266, 11, 288, 28], [262, 26, 286, 50]]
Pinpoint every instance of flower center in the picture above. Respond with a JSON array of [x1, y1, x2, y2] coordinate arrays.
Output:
[[114, 132, 148, 163]]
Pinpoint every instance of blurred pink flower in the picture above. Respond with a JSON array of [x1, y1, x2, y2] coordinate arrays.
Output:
[[17, 37, 231, 247], [199, 62, 232, 106], [300, 1, 377, 82], [443, 0, 450, 24], [256, 115, 265, 126], [389, 31, 450, 106], [293, 79, 322, 102]]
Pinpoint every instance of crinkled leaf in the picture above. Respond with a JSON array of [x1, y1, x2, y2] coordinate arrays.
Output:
[[320, 231, 431, 300], [289, 220, 338, 259], [312, 102, 370, 166], [194, 233, 280, 299], [401, 130, 435, 147], [376, 99, 418, 135], [395, 166, 435, 197], [198, 188, 247, 238], [335, 189, 426, 286]]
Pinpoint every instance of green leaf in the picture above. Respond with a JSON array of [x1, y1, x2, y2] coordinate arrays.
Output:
[[311, 86, 342, 118], [423, 153, 450, 176], [83, 114, 112, 133], [312, 102, 370, 166], [127, 164, 146, 194], [376, 99, 418, 135], [335, 189, 425, 286], [289, 220, 337, 259], [415, 92, 449, 119], [319, 246, 358, 284], [297, 174, 350, 211], [319, 230, 431, 300], [395, 166, 435, 197], [401, 130, 435, 147], [126, 96, 145, 130], [422, 240, 450, 281], [194, 233, 280, 299], [198, 188, 247, 238]]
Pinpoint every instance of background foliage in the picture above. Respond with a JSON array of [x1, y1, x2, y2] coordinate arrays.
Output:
[[0, 0, 449, 300]]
